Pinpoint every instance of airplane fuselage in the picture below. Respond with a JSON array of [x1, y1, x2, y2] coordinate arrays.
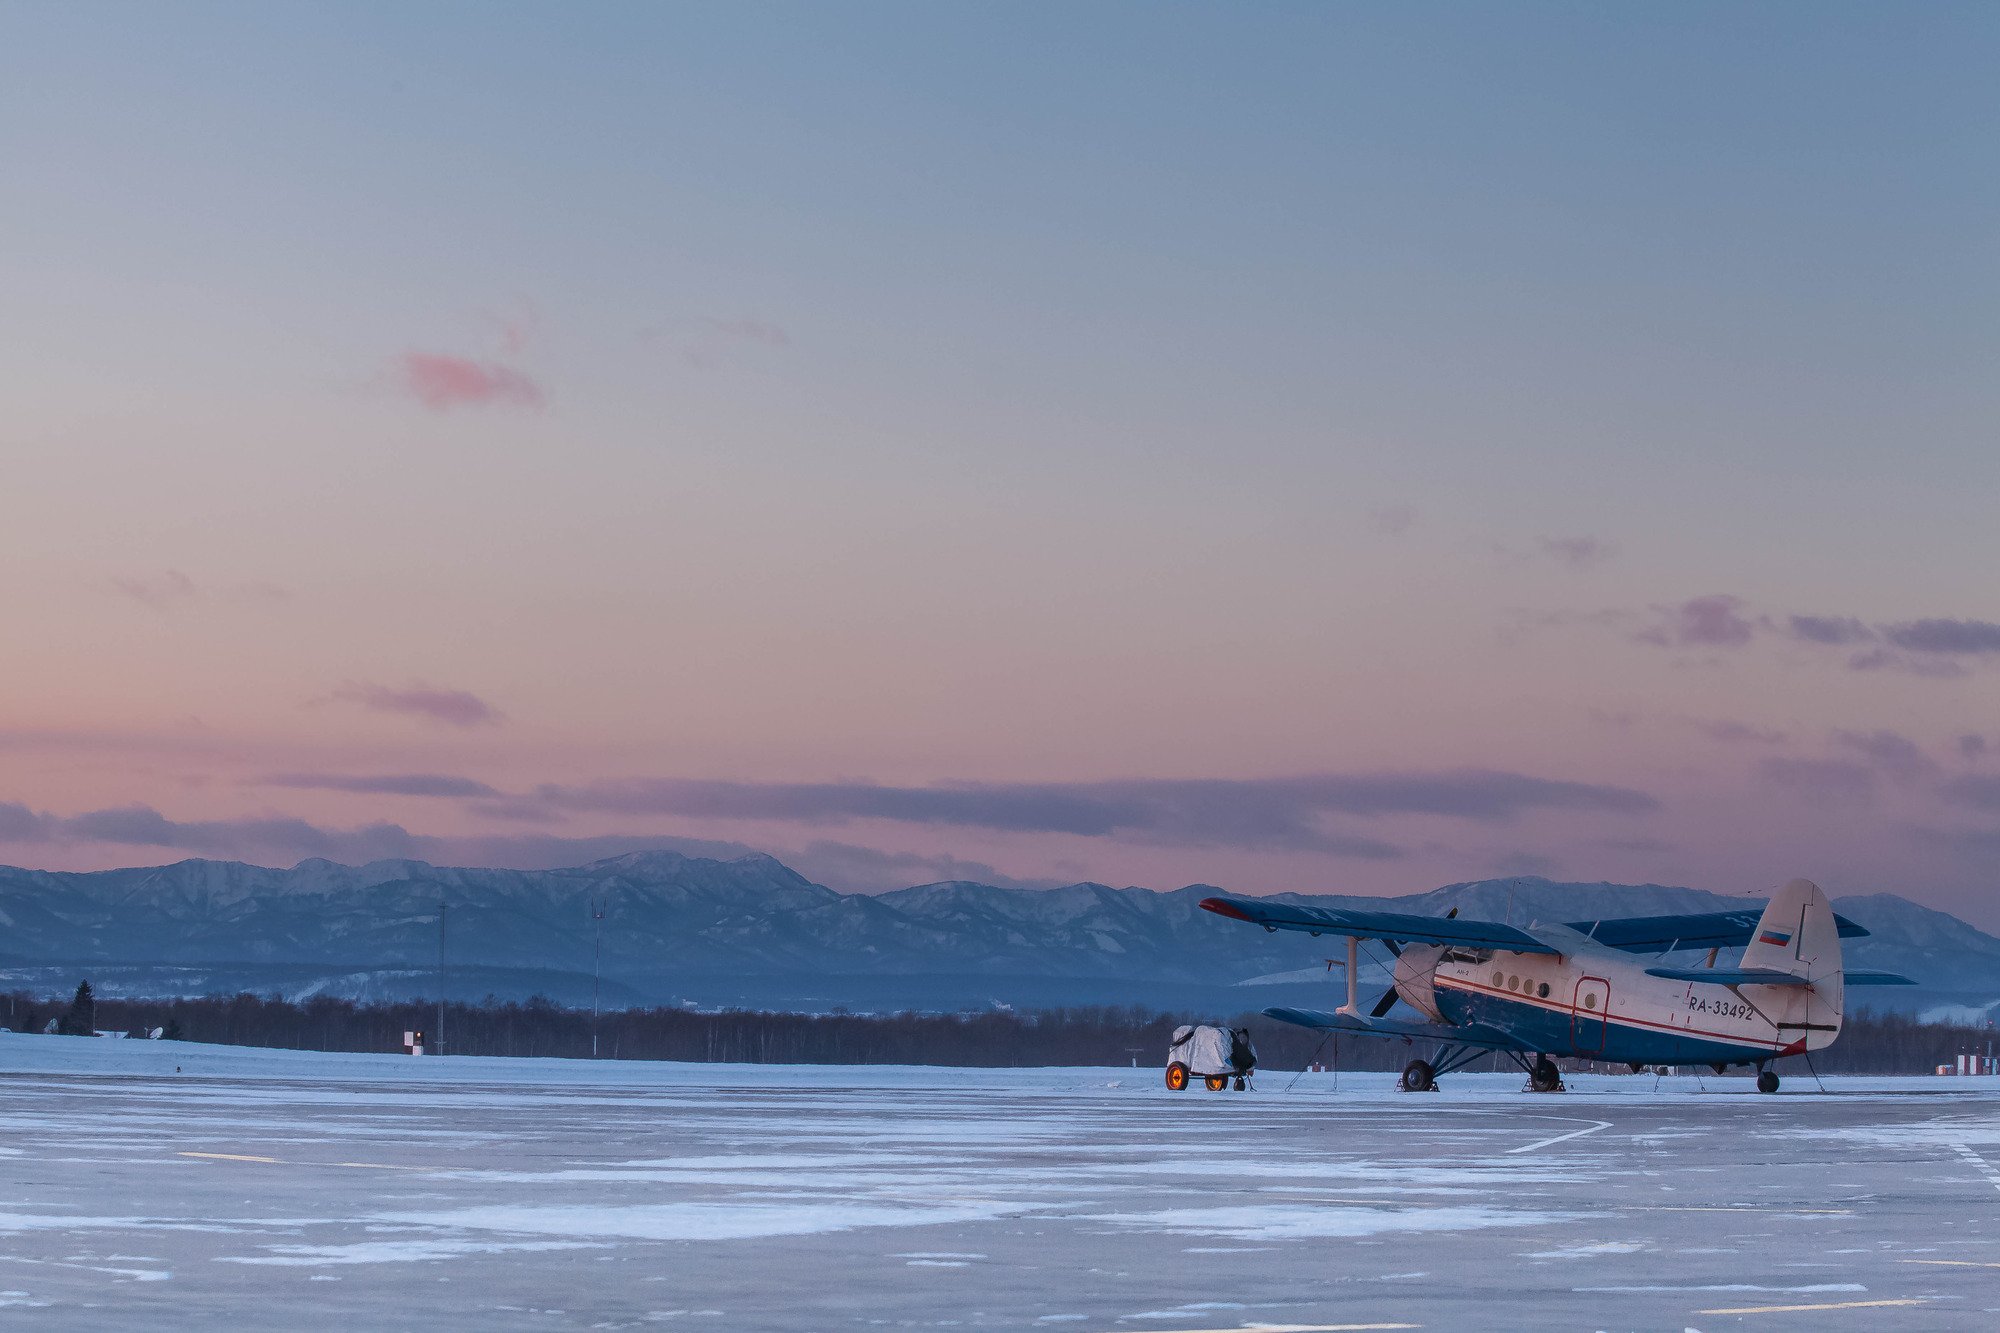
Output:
[[1396, 926, 1832, 1066]]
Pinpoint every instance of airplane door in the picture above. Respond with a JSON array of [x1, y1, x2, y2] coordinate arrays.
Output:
[[1571, 976, 1610, 1055]]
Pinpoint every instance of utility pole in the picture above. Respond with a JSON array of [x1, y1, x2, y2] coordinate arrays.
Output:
[[591, 897, 607, 1058], [437, 901, 447, 1057]]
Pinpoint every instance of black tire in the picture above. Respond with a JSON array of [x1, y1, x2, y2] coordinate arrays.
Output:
[[1530, 1057, 1562, 1093], [1757, 1069, 1780, 1094], [1233, 1077, 1246, 1092], [1400, 1059, 1436, 1092]]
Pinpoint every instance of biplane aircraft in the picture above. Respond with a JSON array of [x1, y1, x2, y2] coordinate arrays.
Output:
[[1200, 877, 1911, 1093]]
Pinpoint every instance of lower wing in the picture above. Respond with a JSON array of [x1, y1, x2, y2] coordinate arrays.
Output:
[[1262, 1006, 1526, 1051]]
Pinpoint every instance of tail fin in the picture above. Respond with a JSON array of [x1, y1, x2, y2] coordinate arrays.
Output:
[[1743, 878, 1844, 1050]]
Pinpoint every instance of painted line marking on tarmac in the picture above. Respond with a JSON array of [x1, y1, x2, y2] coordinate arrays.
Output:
[[1622, 1205, 1853, 1215], [1951, 1143, 2000, 1194], [178, 1151, 282, 1164], [1506, 1119, 1611, 1155], [1117, 1325, 1421, 1333], [178, 1152, 434, 1172], [1695, 1299, 1930, 1315], [1901, 1258, 2000, 1269]]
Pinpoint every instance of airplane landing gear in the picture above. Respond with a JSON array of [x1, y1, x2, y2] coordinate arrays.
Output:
[[1400, 1059, 1436, 1092], [1529, 1056, 1563, 1093], [1756, 1069, 1781, 1094]]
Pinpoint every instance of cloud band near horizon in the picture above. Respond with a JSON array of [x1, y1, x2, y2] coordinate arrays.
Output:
[[0, 767, 1658, 881], [515, 769, 1658, 855]]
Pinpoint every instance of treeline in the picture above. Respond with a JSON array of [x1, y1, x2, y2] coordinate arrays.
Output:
[[1, 987, 1990, 1075]]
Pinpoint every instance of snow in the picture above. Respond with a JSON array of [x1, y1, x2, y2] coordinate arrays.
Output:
[[0, 1037, 1996, 1328]]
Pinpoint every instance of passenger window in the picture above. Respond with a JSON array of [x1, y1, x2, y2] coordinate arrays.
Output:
[[1507, 975, 1519, 991], [1492, 971, 1504, 988], [1537, 982, 1550, 998], [1584, 993, 1598, 1010]]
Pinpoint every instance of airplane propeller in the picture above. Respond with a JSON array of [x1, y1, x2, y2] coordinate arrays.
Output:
[[1361, 906, 1457, 1019]]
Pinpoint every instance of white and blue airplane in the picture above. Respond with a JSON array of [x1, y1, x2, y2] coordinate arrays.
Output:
[[1200, 877, 1912, 1093]]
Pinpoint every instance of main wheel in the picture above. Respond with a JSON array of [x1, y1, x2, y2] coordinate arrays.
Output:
[[1530, 1057, 1562, 1093], [1205, 1074, 1228, 1091], [1756, 1069, 1780, 1094], [1165, 1061, 1189, 1091], [1400, 1059, 1436, 1092]]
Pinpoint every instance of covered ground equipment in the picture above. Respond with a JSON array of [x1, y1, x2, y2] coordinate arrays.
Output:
[[1165, 1024, 1256, 1091]]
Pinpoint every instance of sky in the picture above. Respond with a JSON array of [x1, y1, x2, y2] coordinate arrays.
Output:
[[3, 4, 1999, 920]]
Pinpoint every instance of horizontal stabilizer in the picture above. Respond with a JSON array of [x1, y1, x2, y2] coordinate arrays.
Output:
[[1644, 966, 1816, 986], [1576, 909, 1871, 953], [1261, 1005, 1522, 1051], [1845, 970, 1916, 986], [1202, 896, 1560, 954]]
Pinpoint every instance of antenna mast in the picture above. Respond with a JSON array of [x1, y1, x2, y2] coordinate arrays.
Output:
[[591, 897, 607, 1058]]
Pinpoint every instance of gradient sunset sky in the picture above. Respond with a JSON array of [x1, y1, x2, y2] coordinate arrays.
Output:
[[5, 4, 1999, 919]]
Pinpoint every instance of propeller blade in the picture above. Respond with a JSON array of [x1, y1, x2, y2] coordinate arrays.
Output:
[[1370, 986, 1399, 1018]]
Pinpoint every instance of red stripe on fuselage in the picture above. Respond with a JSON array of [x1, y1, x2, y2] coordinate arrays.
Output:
[[1432, 977, 1786, 1051]]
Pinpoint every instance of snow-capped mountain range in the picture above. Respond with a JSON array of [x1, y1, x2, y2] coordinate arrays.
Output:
[[0, 851, 1994, 1018]]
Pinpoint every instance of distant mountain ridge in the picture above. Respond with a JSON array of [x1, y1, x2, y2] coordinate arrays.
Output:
[[0, 852, 1994, 1018]]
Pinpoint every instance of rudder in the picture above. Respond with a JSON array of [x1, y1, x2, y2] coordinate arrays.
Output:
[[1743, 878, 1844, 1050]]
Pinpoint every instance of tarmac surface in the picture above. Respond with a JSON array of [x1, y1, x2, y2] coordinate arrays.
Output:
[[0, 1040, 1997, 1330]]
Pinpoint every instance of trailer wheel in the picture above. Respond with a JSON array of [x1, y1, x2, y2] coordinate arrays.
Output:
[[1165, 1062, 1189, 1091], [1204, 1074, 1228, 1091]]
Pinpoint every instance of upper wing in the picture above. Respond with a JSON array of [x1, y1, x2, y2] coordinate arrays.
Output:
[[1570, 909, 1872, 953], [1646, 964, 1916, 986], [1201, 896, 1560, 954], [1262, 1006, 1525, 1051], [1644, 965, 1815, 986]]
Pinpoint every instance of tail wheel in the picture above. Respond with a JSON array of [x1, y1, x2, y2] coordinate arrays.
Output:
[[1204, 1074, 1228, 1091], [1165, 1062, 1189, 1091], [1233, 1077, 1247, 1091], [1400, 1059, 1436, 1093], [1757, 1069, 1780, 1094]]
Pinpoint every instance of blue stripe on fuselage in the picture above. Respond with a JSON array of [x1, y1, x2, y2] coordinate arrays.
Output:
[[1433, 982, 1776, 1065]]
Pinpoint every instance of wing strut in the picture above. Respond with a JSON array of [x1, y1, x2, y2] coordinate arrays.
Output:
[[1335, 935, 1361, 1017]]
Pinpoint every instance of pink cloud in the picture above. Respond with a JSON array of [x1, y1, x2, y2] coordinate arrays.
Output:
[[704, 317, 789, 348], [396, 352, 543, 411], [647, 316, 793, 369], [328, 682, 504, 728], [1367, 504, 1418, 536], [481, 300, 540, 357], [1637, 594, 1756, 647], [107, 572, 291, 608], [1537, 535, 1615, 569], [110, 570, 197, 606]]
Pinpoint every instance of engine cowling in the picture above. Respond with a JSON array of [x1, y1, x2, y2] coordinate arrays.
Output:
[[1391, 944, 1447, 1022]]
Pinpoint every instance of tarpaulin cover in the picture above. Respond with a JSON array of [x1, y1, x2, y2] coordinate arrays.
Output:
[[1167, 1024, 1254, 1076]]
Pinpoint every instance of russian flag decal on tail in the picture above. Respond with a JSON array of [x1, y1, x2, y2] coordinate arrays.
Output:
[[1758, 929, 1792, 947]]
